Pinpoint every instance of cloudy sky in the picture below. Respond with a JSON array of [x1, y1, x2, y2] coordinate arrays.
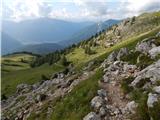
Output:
[[2, 0, 160, 22]]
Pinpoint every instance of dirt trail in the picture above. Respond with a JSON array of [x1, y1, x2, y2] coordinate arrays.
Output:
[[103, 82, 127, 108], [100, 80, 129, 120]]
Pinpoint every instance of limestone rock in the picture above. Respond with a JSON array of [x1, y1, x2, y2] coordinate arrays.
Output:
[[147, 93, 158, 108], [153, 86, 160, 94], [125, 101, 137, 114], [83, 112, 101, 120], [107, 51, 118, 63], [131, 60, 160, 87], [99, 107, 107, 117], [135, 38, 156, 54], [91, 96, 104, 111], [149, 46, 160, 59], [97, 89, 107, 98]]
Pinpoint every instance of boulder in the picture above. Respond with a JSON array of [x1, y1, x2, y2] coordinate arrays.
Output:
[[83, 112, 101, 120], [153, 86, 160, 94], [135, 38, 156, 54], [147, 93, 158, 108], [125, 101, 137, 114], [99, 107, 107, 117], [131, 60, 160, 87], [123, 64, 137, 73], [91, 96, 104, 111], [149, 46, 160, 59], [107, 51, 118, 63], [97, 89, 107, 98], [103, 72, 110, 83]]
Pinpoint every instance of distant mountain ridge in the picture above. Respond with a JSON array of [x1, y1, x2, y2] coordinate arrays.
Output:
[[1, 32, 23, 55], [14, 43, 63, 54], [2, 18, 95, 44], [59, 19, 120, 46], [2, 18, 120, 54]]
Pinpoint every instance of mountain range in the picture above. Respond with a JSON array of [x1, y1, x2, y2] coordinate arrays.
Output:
[[2, 18, 120, 55]]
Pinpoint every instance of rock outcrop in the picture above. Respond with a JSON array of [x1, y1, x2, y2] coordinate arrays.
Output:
[[84, 32, 160, 120]]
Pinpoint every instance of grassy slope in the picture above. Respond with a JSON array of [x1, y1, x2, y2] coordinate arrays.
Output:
[[51, 69, 103, 120], [28, 25, 160, 120], [28, 69, 103, 120], [68, 26, 160, 70], [1, 53, 35, 72], [51, 27, 160, 120], [2, 63, 64, 96]]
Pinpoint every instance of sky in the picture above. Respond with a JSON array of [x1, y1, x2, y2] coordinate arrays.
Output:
[[2, 0, 160, 22]]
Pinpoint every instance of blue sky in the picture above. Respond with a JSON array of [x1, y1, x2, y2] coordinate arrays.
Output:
[[2, 0, 160, 22]]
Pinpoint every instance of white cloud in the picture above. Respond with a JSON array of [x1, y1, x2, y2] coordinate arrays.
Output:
[[3, 0, 52, 21], [73, 0, 108, 17], [73, 0, 160, 20], [49, 8, 71, 19], [122, 0, 160, 16], [2, 0, 160, 21]]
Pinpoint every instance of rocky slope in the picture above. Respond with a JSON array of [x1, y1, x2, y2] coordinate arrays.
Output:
[[2, 31, 160, 120], [1, 65, 95, 120], [1, 11, 160, 120], [83, 32, 160, 120]]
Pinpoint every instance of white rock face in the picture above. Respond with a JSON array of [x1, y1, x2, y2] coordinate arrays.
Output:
[[125, 101, 137, 114], [99, 107, 107, 117], [135, 38, 156, 54], [131, 60, 160, 87], [97, 89, 107, 98], [149, 46, 160, 58], [107, 51, 118, 63], [83, 112, 101, 120], [91, 96, 104, 111], [153, 86, 160, 94], [147, 93, 158, 108]]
